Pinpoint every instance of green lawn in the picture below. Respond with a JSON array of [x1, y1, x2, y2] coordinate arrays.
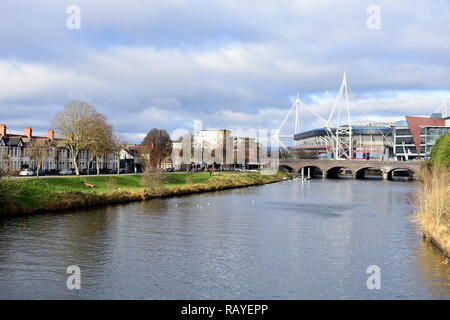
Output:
[[165, 172, 212, 186], [4, 172, 213, 209], [1, 171, 286, 213]]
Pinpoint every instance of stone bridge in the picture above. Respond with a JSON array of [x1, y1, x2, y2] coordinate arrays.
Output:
[[279, 159, 423, 180]]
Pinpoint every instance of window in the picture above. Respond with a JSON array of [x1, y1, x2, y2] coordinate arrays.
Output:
[[395, 129, 411, 136], [395, 137, 414, 144]]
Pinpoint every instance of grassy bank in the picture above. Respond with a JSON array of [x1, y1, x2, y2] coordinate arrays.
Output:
[[0, 172, 288, 216], [414, 166, 450, 257]]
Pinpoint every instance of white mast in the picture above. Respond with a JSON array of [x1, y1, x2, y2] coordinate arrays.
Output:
[[274, 93, 302, 147], [325, 73, 353, 159]]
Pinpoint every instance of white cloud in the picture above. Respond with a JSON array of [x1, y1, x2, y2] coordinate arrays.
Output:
[[0, 0, 449, 142]]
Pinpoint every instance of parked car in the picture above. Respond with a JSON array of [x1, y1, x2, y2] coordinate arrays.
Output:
[[19, 168, 35, 176], [58, 169, 74, 175], [46, 169, 59, 176], [80, 168, 97, 175]]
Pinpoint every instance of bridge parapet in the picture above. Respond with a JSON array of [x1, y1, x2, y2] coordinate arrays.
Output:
[[279, 159, 422, 179]]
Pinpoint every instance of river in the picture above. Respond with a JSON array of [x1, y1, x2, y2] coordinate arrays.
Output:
[[0, 179, 449, 299]]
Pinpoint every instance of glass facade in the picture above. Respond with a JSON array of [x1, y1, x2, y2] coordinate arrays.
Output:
[[395, 125, 449, 160], [422, 127, 450, 156]]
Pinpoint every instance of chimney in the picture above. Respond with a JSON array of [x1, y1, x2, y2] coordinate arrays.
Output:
[[46, 129, 55, 140], [0, 124, 6, 136], [24, 127, 32, 138]]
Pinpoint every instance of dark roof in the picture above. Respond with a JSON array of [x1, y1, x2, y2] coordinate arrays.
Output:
[[3, 137, 23, 147], [294, 126, 392, 140]]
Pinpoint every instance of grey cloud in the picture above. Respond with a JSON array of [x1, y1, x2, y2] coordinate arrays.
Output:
[[0, 0, 449, 142]]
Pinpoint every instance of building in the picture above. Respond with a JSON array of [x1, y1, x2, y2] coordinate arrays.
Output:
[[166, 141, 183, 170], [294, 125, 394, 160], [233, 137, 262, 169], [193, 129, 233, 168], [170, 130, 265, 170], [393, 113, 450, 160], [0, 124, 123, 174], [293, 113, 450, 161]]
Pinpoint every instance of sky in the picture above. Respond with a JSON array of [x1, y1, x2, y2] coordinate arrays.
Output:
[[0, 0, 449, 143]]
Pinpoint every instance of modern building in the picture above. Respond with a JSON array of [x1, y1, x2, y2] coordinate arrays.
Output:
[[193, 129, 233, 168], [393, 113, 450, 160], [294, 125, 394, 160], [233, 137, 262, 169], [294, 113, 450, 161]]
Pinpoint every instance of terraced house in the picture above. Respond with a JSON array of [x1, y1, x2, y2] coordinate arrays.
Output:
[[0, 124, 122, 174]]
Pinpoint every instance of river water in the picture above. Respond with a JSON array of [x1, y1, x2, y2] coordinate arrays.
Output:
[[0, 179, 449, 299]]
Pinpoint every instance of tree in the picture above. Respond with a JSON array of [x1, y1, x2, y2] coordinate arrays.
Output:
[[0, 146, 11, 178], [112, 135, 123, 175], [28, 140, 49, 177], [140, 129, 172, 170], [88, 113, 115, 175], [430, 132, 450, 168], [52, 100, 100, 176]]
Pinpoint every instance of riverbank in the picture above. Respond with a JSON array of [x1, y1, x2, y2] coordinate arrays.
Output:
[[415, 166, 450, 257], [0, 172, 288, 216]]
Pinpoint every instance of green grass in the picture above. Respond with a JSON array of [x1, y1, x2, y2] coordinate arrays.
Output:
[[2, 173, 214, 209], [165, 172, 211, 186], [1, 171, 287, 214]]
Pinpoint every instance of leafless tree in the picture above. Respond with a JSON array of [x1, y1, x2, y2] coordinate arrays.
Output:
[[140, 128, 172, 171], [88, 113, 115, 175], [112, 135, 124, 175], [0, 147, 11, 178], [28, 140, 49, 177], [52, 100, 101, 176]]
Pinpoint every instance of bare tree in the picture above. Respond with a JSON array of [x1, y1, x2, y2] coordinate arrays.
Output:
[[0, 147, 11, 178], [52, 100, 99, 176], [88, 113, 115, 175], [141, 128, 172, 171], [112, 135, 124, 175], [28, 140, 49, 177]]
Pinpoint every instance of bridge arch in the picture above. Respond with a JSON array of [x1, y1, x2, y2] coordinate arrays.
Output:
[[298, 165, 323, 179], [279, 165, 294, 173], [355, 167, 384, 179], [326, 166, 353, 179], [387, 168, 416, 180]]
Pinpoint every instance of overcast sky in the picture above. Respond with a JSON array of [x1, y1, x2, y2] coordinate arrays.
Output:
[[0, 0, 449, 143]]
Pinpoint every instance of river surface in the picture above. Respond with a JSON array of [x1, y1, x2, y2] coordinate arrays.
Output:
[[0, 179, 449, 299]]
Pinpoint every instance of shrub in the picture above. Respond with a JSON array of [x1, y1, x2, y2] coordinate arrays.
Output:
[[415, 166, 450, 251], [140, 169, 167, 193], [0, 179, 23, 211], [105, 176, 117, 192], [429, 132, 450, 168]]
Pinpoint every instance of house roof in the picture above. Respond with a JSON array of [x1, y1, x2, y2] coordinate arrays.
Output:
[[3, 137, 23, 147]]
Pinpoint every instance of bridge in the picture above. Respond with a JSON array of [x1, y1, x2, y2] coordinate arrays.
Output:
[[279, 159, 422, 180]]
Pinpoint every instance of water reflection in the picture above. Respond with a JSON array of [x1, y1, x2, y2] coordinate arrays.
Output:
[[0, 179, 448, 299], [416, 238, 450, 298]]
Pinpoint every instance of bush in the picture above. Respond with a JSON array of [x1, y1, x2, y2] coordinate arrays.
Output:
[[184, 176, 192, 185], [429, 132, 450, 167], [0, 180, 23, 211], [415, 166, 450, 251], [105, 176, 118, 192], [140, 170, 167, 193]]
